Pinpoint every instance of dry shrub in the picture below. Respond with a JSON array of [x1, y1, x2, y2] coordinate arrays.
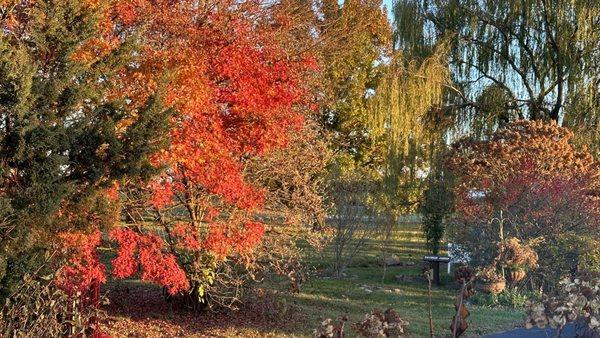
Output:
[[525, 272, 600, 335], [476, 266, 505, 283], [0, 276, 104, 337], [454, 265, 475, 284], [327, 164, 384, 277], [245, 288, 298, 322], [497, 238, 538, 270], [352, 308, 409, 337], [313, 317, 347, 338]]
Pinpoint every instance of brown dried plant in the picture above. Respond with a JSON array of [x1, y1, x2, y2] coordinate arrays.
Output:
[[497, 238, 539, 271]]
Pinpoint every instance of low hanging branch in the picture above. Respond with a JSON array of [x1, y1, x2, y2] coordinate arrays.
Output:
[[369, 44, 450, 167]]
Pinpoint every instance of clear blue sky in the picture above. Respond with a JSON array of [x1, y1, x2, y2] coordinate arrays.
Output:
[[382, 0, 394, 20]]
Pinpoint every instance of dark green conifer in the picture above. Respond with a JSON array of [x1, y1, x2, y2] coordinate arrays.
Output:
[[0, 0, 171, 296]]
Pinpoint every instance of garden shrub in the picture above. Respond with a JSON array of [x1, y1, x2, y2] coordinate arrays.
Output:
[[525, 272, 600, 335], [312, 309, 410, 338], [352, 308, 409, 337], [0, 0, 170, 299], [0, 276, 105, 337], [446, 120, 600, 286], [314, 317, 347, 338]]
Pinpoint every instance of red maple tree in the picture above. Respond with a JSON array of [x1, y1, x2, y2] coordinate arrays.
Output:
[[105, 0, 318, 303]]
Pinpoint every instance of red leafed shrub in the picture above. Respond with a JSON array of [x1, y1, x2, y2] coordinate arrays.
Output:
[[171, 222, 202, 251], [55, 231, 106, 296], [201, 221, 265, 260], [109, 0, 318, 308], [110, 228, 189, 295]]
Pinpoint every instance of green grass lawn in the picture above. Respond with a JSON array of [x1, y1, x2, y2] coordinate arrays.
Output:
[[280, 222, 524, 337], [101, 221, 523, 337]]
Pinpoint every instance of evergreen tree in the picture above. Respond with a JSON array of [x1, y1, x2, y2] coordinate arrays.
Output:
[[0, 0, 171, 296], [420, 153, 454, 255]]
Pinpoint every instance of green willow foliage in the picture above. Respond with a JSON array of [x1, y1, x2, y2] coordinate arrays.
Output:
[[368, 45, 450, 216], [393, 0, 600, 154], [0, 0, 171, 296]]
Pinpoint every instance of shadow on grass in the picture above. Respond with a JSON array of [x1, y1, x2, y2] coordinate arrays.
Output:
[[98, 223, 522, 337], [101, 278, 305, 337], [289, 272, 522, 337]]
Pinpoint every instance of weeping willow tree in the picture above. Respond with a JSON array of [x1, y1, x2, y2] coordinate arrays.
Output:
[[393, 0, 600, 154], [565, 78, 600, 156], [369, 45, 450, 214], [367, 45, 451, 280]]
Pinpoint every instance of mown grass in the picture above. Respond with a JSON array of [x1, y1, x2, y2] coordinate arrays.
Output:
[[281, 222, 523, 337], [101, 222, 523, 337]]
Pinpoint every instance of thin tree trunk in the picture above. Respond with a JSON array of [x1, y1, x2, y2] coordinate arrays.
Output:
[[427, 271, 434, 338]]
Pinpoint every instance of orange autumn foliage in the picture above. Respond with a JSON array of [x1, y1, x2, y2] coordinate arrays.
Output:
[[54, 231, 106, 295], [110, 228, 189, 295], [447, 120, 600, 276], [106, 0, 318, 296], [448, 120, 599, 222], [5, 0, 319, 303]]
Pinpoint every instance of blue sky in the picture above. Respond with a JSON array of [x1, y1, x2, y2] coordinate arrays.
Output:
[[382, 0, 394, 19]]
